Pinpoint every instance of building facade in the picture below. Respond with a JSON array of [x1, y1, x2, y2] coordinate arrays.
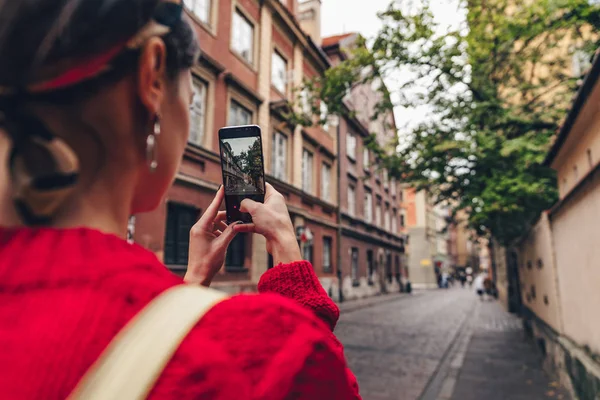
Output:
[[510, 51, 600, 400], [131, 0, 407, 298], [405, 189, 438, 289], [321, 32, 407, 300], [133, 0, 338, 293]]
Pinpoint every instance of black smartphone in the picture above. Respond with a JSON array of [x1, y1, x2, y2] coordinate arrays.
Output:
[[218, 125, 266, 224]]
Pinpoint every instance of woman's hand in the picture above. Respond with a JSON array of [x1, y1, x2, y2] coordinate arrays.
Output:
[[185, 186, 239, 287], [235, 183, 301, 265]]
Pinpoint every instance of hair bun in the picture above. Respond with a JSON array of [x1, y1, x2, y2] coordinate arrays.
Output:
[[7, 112, 79, 225]]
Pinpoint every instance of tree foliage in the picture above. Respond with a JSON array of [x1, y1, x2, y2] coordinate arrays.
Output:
[[300, 0, 600, 245]]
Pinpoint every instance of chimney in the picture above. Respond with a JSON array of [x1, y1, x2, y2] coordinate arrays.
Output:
[[297, 0, 322, 46]]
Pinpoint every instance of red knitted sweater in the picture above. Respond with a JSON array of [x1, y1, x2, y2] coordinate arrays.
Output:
[[0, 227, 361, 399]]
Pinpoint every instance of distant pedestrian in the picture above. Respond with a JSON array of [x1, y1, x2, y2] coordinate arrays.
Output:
[[474, 273, 486, 300]]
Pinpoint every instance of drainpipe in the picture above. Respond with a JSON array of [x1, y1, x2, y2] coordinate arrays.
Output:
[[336, 115, 344, 303]]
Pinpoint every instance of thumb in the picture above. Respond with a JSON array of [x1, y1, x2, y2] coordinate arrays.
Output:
[[240, 198, 260, 215]]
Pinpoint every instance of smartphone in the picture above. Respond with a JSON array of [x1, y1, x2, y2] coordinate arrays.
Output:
[[218, 125, 266, 224]]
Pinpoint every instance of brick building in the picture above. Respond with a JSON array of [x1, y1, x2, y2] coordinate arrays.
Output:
[[321, 33, 407, 300], [132, 0, 407, 298], [133, 0, 338, 293]]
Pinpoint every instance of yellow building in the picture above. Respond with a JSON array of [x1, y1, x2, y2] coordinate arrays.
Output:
[[517, 50, 600, 399]]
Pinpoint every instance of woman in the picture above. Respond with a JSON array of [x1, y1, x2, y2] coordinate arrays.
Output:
[[0, 0, 360, 398]]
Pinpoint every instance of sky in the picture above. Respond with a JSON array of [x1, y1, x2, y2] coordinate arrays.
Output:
[[223, 136, 260, 157], [321, 0, 466, 133]]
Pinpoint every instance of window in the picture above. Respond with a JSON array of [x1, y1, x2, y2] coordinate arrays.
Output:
[[184, 0, 211, 24], [303, 237, 313, 264], [376, 198, 382, 226], [572, 49, 591, 77], [299, 88, 311, 115], [400, 213, 406, 228], [302, 149, 314, 193], [232, 10, 254, 64], [189, 79, 207, 146], [391, 179, 397, 196], [348, 185, 356, 216], [229, 100, 252, 126], [320, 102, 330, 131], [323, 237, 333, 273], [384, 206, 391, 231], [367, 250, 374, 285], [363, 148, 370, 169], [383, 170, 389, 187], [364, 190, 373, 223], [392, 210, 398, 233], [399, 189, 404, 202], [272, 132, 288, 181], [271, 51, 287, 94], [321, 163, 331, 201], [225, 234, 246, 270], [347, 133, 357, 160], [351, 248, 359, 284], [164, 203, 200, 265]]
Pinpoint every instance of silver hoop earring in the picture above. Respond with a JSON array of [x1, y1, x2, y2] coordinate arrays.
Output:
[[146, 116, 161, 172]]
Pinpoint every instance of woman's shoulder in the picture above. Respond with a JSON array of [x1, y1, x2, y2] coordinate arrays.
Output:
[[152, 292, 342, 399]]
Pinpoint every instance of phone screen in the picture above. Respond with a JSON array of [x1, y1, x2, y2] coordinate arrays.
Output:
[[218, 125, 266, 224]]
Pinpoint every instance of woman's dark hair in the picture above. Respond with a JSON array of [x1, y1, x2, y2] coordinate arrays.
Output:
[[0, 0, 199, 226], [0, 0, 198, 88]]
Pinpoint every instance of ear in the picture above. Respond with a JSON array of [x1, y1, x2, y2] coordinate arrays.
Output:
[[136, 37, 168, 117]]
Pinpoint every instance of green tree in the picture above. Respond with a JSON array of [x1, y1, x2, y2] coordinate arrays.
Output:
[[242, 139, 264, 188], [299, 0, 600, 244]]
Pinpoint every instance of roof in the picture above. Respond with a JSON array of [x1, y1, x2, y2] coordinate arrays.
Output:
[[322, 33, 355, 48], [544, 49, 600, 166]]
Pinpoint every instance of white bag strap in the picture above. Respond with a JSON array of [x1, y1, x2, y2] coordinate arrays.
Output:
[[68, 285, 228, 400]]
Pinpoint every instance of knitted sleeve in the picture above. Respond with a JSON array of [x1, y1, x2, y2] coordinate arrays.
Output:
[[257, 261, 340, 330], [257, 261, 361, 399]]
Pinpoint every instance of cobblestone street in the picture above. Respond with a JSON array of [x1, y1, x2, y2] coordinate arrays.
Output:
[[335, 288, 567, 400]]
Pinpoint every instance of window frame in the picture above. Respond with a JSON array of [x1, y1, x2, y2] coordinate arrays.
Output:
[[351, 248, 359, 286], [363, 148, 370, 170], [346, 132, 357, 161], [320, 102, 330, 131], [228, 99, 253, 127], [302, 149, 314, 194], [271, 131, 289, 182], [231, 8, 255, 66], [347, 184, 356, 217], [271, 50, 288, 95], [323, 236, 333, 273], [164, 202, 201, 266], [384, 205, 391, 231], [189, 77, 208, 147], [364, 190, 373, 223], [321, 162, 331, 201], [184, 0, 212, 26]]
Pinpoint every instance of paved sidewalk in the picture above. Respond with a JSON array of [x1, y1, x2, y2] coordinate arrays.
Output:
[[337, 291, 415, 313], [449, 300, 570, 400]]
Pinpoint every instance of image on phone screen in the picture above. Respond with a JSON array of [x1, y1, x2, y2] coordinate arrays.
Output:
[[218, 126, 266, 224]]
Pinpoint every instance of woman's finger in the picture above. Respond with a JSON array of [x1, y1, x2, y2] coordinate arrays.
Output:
[[212, 230, 223, 237], [233, 223, 256, 234], [217, 221, 229, 231], [194, 186, 225, 231], [214, 210, 227, 222]]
